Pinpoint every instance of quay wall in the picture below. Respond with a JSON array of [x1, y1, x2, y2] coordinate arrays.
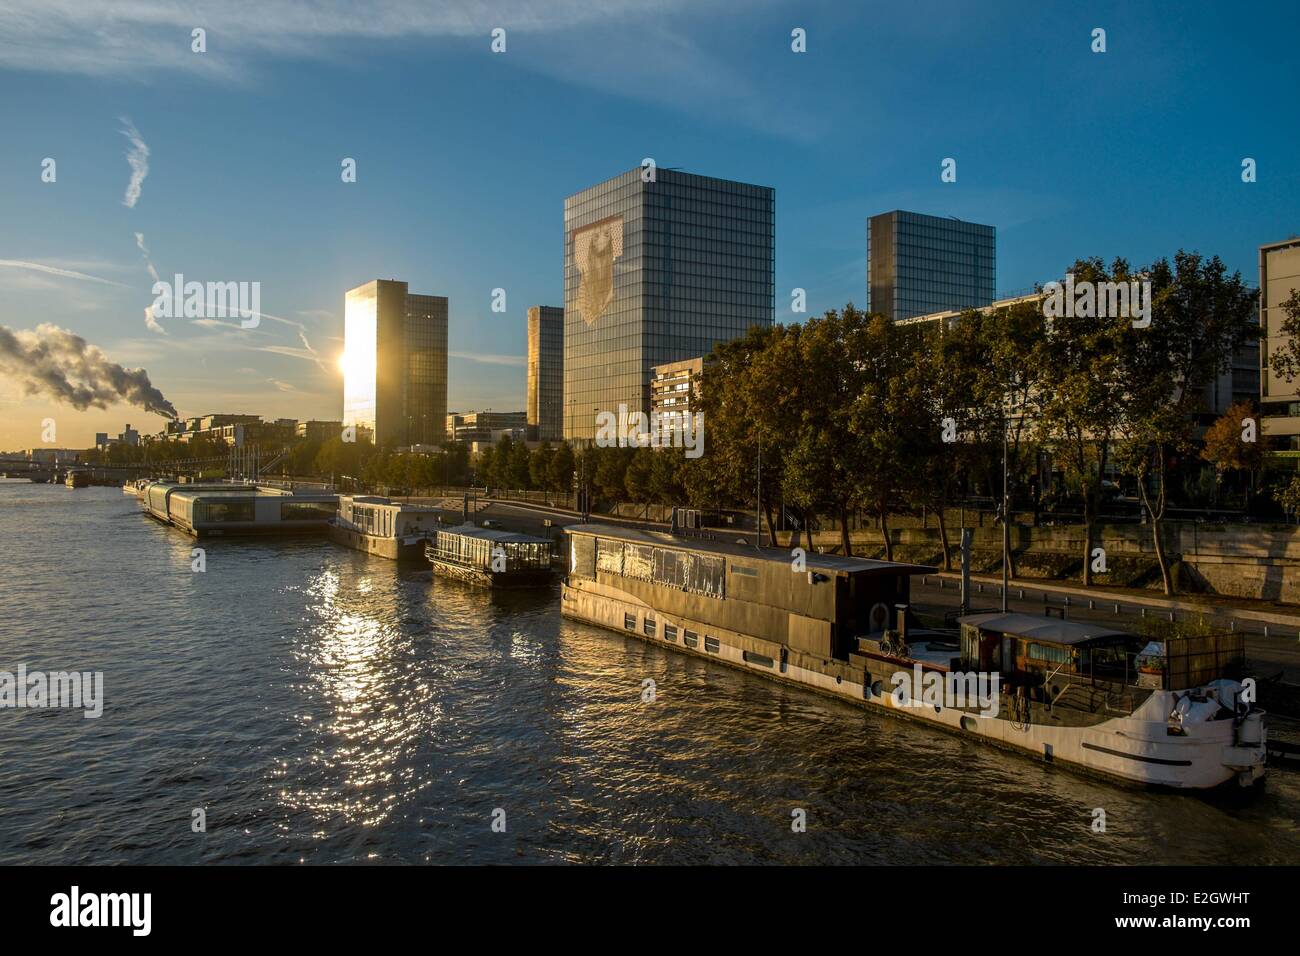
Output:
[[774, 524, 1300, 605]]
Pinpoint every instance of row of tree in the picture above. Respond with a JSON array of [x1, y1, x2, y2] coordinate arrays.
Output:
[[692, 252, 1263, 595]]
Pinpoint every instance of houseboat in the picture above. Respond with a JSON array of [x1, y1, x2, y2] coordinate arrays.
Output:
[[65, 469, 89, 488], [330, 495, 443, 560], [140, 480, 337, 537], [425, 524, 555, 588], [560, 523, 1267, 790]]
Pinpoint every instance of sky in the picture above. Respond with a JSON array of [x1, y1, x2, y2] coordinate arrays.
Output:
[[1, 0, 1297, 449]]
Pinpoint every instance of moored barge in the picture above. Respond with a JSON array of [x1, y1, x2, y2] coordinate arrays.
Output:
[[329, 495, 442, 560], [560, 523, 1266, 790], [425, 524, 556, 588], [140, 480, 337, 537]]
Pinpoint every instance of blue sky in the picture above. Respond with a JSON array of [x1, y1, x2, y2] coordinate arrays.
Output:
[[1, 0, 1297, 448]]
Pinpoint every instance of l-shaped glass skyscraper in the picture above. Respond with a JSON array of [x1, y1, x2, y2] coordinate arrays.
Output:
[[562, 168, 775, 441]]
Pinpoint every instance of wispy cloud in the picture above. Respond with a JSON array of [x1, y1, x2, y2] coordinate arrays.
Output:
[[257, 344, 334, 371], [133, 232, 160, 282], [120, 118, 150, 208], [0, 2, 794, 137], [143, 306, 167, 336], [450, 350, 525, 367], [0, 259, 130, 289]]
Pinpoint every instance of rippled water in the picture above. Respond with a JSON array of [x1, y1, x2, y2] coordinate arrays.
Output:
[[1, 482, 1297, 864]]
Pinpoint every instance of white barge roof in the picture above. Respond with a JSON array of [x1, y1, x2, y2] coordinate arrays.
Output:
[[441, 523, 550, 544], [566, 522, 933, 576]]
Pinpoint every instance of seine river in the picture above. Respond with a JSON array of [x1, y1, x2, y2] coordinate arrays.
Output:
[[1, 482, 1298, 865]]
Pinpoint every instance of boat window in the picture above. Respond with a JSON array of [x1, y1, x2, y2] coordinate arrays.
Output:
[[663, 624, 678, 642], [281, 501, 335, 521], [731, 564, 758, 578], [643, 616, 656, 637], [683, 630, 699, 648], [199, 500, 254, 523], [1028, 643, 1071, 665], [624, 612, 637, 631], [743, 650, 774, 668], [597, 539, 624, 574], [704, 636, 720, 653]]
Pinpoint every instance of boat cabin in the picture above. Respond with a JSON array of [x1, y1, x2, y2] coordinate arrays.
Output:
[[958, 611, 1246, 695], [141, 480, 337, 536], [337, 495, 442, 539], [430, 525, 553, 572], [565, 523, 934, 661]]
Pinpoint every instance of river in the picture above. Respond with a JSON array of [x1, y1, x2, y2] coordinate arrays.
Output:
[[1, 482, 1296, 864]]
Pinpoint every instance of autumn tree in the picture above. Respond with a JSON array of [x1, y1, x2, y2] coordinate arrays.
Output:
[[1200, 400, 1263, 504]]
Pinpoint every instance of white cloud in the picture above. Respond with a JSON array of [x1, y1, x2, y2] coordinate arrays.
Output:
[[120, 118, 150, 208], [0, 259, 130, 289], [0, 1, 793, 137], [449, 350, 525, 367], [144, 305, 167, 335], [133, 232, 160, 282]]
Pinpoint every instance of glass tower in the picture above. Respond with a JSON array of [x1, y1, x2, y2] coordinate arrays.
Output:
[[867, 210, 995, 321], [343, 279, 448, 448], [526, 305, 565, 442], [563, 168, 774, 441]]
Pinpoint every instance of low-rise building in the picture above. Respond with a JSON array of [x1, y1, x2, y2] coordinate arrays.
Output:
[[297, 420, 344, 442]]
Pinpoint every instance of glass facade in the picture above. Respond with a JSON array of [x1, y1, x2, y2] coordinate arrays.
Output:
[[343, 279, 448, 448], [526, 305, 564, 441], [867, 210, 995, 322], [563, 169, 774, 440]]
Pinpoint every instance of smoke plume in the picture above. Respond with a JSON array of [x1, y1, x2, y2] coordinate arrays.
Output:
[[0, 323, 178, 419]]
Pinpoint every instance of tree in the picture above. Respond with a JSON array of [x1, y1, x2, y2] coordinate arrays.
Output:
[[549, 442, 575, 496], [508, 439, 532, 490], [476, 447, 495, 490], [624, 447, 657, 503], [784, 307, 874, 556], [441, 441, 469, 487], [1201, 400, 1263, 505], [1274, 473, 1300, 524], [649, 447, 685, 505], [1037, 258, 1129, 587], [712, 325, 795, 544], [1113, 252, 1258, 594], [593, 446, 633, 503], [491, 434, 515, 490], [529, 442, 554, 494]]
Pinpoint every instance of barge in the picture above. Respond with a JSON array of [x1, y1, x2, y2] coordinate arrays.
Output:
[[329, 495, 443, 561], [140, 480, 337, 537], [561, 523, 1266, 790], [425, 524, 556, 588], [65, 469, 89, 488]]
